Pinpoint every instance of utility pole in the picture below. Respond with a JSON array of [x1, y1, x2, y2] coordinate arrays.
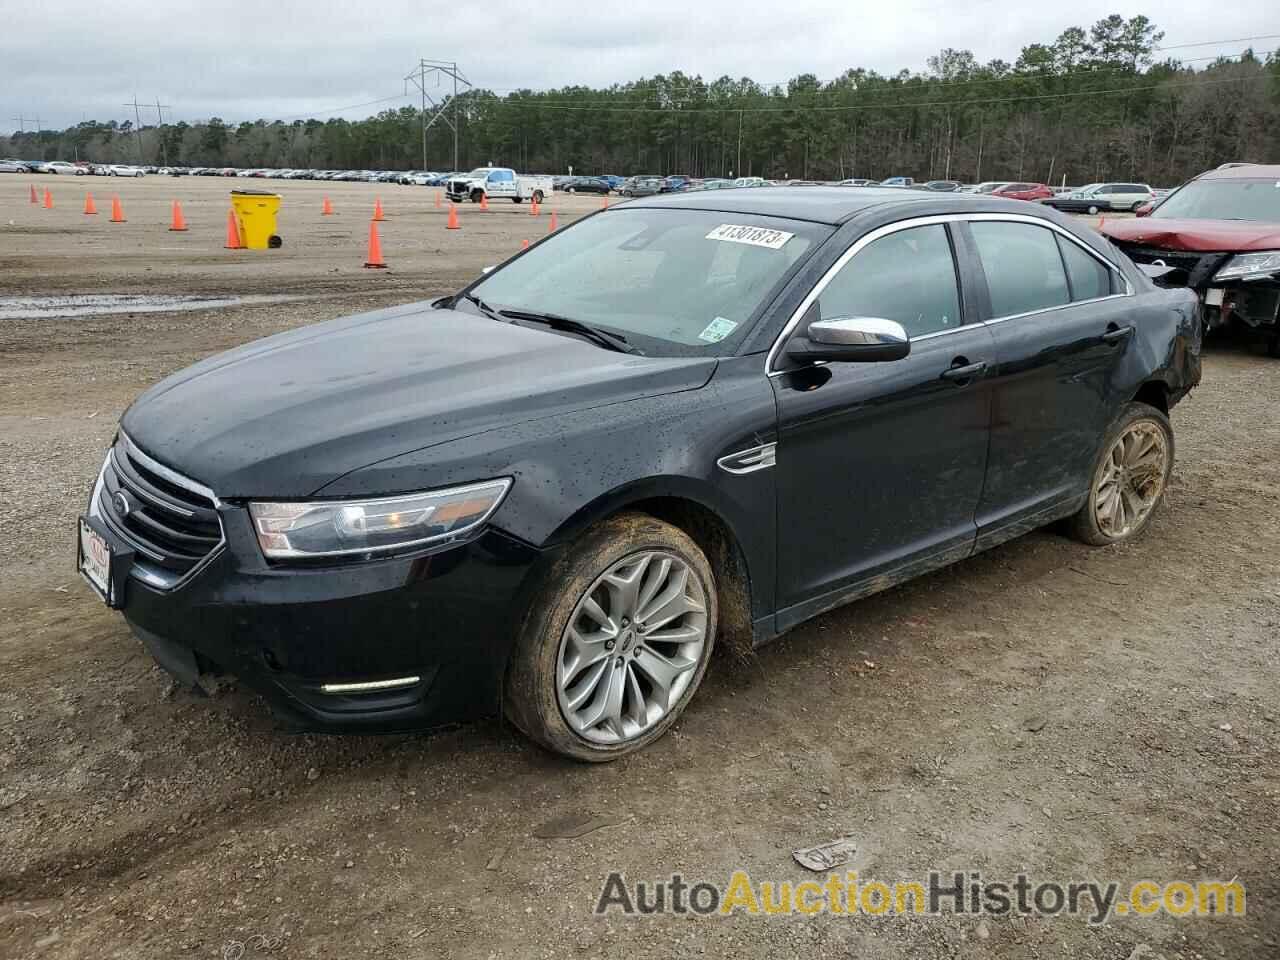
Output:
[[736, 109, 743, 178], [124, 96, 145, 163], [10, 114, 28, 133], [404, 58, 470, 171], [154, 98, 172, 167]]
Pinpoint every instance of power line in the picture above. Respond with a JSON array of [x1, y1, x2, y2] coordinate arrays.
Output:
[[452, 72, 1272, 115], [465, 47, 1273, 109]]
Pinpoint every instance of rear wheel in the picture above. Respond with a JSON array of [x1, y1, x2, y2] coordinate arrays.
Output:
[[512, 196, 523, 204], [505, 513, 717, 761], [1087, 204, 1099, 215], [532, 190, 544, 203], [1067, 402, 1173, 545]]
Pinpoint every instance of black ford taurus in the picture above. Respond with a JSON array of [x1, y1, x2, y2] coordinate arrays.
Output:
[[79, 188, 1202, 760]]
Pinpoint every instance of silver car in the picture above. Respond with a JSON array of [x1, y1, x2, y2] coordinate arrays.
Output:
[[45, 161, 87, 176], [0, 158, 32, 173]]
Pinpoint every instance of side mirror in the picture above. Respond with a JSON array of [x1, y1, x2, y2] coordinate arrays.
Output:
[[787, 317, 910, 363], [1134, 202, 1154, 218]]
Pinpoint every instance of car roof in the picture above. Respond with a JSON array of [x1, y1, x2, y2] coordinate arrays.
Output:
[[625, 186, 1041, 225], [1197, 164, 1280, 181]]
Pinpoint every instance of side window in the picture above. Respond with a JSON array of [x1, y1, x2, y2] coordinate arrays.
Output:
[[818, 224, 961, 338], [970, 221, 1070, 318], [1057, 235, 1116, 301]]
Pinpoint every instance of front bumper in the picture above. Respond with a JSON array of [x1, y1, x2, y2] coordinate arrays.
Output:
[[99, 492, 548, 732]]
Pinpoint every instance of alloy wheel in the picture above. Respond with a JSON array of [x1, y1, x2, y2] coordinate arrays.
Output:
[[556, 550, 708, 745], [1093, 420, 1169, 539]]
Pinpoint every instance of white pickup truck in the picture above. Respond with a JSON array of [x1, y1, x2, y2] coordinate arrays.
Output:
[[445, 167, 552, 205]]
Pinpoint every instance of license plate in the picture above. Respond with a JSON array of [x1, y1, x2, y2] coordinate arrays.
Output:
[[1204, 287, 1225, 307], [79, 518, 113, 603]]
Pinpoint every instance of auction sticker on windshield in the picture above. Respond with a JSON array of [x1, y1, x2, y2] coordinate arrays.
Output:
[[705, 224, 795, 249]]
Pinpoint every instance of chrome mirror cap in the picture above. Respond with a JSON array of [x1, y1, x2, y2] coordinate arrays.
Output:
[[808, 316, 908, 347]]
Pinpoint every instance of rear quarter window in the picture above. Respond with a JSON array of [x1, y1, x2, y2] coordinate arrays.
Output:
[[1056, 235, 1116, 301]]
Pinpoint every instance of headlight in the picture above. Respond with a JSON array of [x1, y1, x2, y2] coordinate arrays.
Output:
[[1212, 250, 1280, 283], [249, 479, 511, 559]]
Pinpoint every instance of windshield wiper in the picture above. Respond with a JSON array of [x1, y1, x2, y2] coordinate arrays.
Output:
[[460, 293, 504, 322], [497, 308, 642, 355]]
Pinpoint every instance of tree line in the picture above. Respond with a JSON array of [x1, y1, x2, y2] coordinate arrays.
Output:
[[4, 15, 1278, 186]]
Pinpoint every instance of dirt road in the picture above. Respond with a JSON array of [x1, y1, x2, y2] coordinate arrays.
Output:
[[1, 174, 1278, 959]]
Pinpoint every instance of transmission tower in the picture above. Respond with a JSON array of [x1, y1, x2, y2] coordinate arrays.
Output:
[[404, 59, 471, 172]]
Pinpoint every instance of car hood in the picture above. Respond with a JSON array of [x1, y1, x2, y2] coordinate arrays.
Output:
[[1101, 218, 1280, 252], [121, 303, 716, 497]]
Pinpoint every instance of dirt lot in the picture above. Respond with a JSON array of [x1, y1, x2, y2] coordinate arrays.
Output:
[[1, 174, 1277, 960]]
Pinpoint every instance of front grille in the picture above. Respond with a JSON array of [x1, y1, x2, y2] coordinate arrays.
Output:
[[97, 435, 223, 576]]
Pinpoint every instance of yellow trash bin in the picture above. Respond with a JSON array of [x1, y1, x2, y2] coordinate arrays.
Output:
[[230, 190, 282, 250]]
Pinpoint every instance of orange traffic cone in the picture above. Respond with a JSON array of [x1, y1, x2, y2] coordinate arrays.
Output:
[[29, 184, 38, 204], [224, 208, 241, 248], [322, 196, 334, 216], [373, 198, 385, 222], [600, 197, 609, 209], [530, 198, 539, 216], [363, 220, 387, 268], [110, 196, 126, 222], [169, 199, 188, 232], [479, 193, 489, 211], [43, 188, 53, 209], [83, 193, 98, 215], [446, 204, 460, 230], [548, 212, 558, 233], [435, 191, 442, 209], [521, 239, 529, 250]]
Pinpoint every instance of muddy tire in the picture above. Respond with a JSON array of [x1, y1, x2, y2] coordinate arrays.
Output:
[[1067, 402, 1174, 546], [505, 512, 717, 762], [532, 190, 544, 204]]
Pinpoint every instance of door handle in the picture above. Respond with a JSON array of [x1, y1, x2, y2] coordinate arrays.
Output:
[[940, 359, 988, 383], [1102, 324, 1134, 344]]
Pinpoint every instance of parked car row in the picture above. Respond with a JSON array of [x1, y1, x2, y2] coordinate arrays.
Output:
[[0, 156, 1172, 216]]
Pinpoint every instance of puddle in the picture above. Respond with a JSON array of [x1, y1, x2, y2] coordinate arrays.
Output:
[[0, 294, 297, 321]]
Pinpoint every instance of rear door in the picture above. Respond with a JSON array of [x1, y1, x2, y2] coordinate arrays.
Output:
[[962, 217, 1132, 548]]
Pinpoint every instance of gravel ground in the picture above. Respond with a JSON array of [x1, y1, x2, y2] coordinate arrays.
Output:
[[0, 174, 1277, 960]]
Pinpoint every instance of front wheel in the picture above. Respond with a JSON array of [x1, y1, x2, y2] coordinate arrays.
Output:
[[567, 186, 576, 194], [1087, 204, 1099, 215], [512, 196, 523, 204], [532, 190, 544, 204], [1067, 402, 1173, 546], [505, 513, 717, 761]]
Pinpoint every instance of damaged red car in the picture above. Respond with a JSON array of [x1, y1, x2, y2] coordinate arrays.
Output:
[[1101, 163, 1280, 357]]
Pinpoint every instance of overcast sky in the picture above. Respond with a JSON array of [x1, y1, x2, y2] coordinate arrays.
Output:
[[3, 1, 1278, 133]]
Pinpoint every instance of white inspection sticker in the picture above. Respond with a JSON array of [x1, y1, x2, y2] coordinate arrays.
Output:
[[698, 316, 739, 343], [706, 223, 795, 249]]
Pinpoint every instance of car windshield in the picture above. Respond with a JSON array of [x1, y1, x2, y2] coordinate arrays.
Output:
[[467, 208, 826, 356], [1076, 183, 1103, 195], [1153, 178, 1280, 221]]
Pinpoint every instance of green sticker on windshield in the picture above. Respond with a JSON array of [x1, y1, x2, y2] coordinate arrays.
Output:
[[698, 316, 739, 343]]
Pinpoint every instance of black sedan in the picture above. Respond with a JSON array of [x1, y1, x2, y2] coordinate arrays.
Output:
[[563, 177, 612, 195], [79, 189, 1201, 760]]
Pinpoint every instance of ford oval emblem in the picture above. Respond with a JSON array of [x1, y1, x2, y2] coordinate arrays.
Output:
[[113, 490, 133, 517]]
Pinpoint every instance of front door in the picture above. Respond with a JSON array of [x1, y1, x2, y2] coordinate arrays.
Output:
[[770, 221, 994, 626]]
